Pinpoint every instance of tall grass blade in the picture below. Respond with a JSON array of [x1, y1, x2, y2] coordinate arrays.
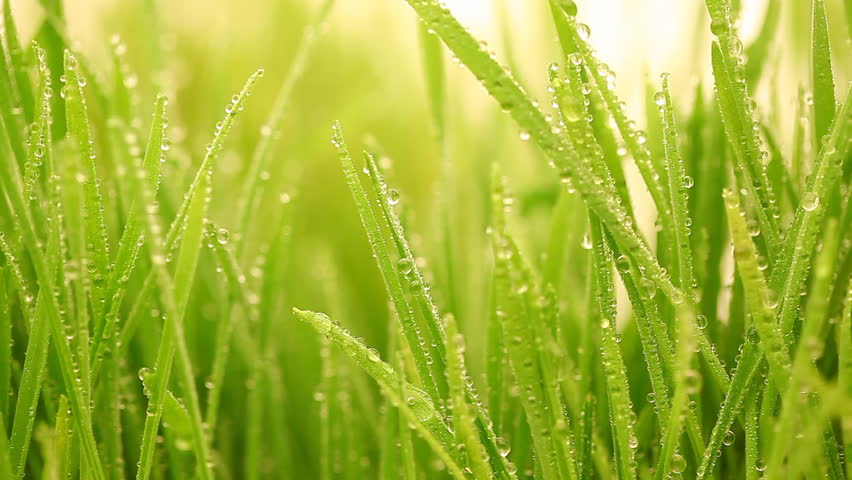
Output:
[[331, 123, 441, 402], [811, 0, 836, 141]]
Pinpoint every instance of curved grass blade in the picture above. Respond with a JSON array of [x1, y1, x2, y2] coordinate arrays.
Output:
[[235, 0, 335, 259], [444, 314, 492, 480], [331, 123, 441, 402], [811, 0, 836, 141], [293, 308, 466, 479]]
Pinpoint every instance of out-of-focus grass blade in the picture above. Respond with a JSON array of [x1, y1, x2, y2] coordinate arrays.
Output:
[[0, 268, 8, 422], [0, 413, 14, 480], [444, 314, 492, 479], [2, 0, 35, 122], [840, 285, 852, 464], [744, 0, 780, 90], [235, 0, 335, 259], [293, 308, 467, 479], [589, 217, 638, 480], [331, 123, 441, 402], [811, 0, 836, 141]]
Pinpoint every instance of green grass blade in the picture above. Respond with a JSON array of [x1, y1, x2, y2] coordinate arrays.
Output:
[[0, 268, 8, 423], [811, 0, 836, 141], [548, 3, 670, 220], [2, 0, 35, 122], [491, 235, 561, 479], [90, 95, 167, 380], [723, 189, 791, 390], [771, 85, 850, 338], [696, 339, 762, 479], [840, 284, 852, 465], [0, 413, 14, 480], [118, 69, 264, 353], [590, 217, 637, 480], [444, 314, 493, 479], [62, 50, 112, 326], [293, 308, 466, 479], [398, 1, 728, 394], [709, 43, 779, 252], [331, 123, 441, 402], [363, 152, 448, 389], [744, 0, 780, 90]]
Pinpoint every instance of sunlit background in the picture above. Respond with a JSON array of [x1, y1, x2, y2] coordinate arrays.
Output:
[[5, 0, 850, 475]]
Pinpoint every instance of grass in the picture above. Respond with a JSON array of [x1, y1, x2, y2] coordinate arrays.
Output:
[[0, 0, 850, 478]]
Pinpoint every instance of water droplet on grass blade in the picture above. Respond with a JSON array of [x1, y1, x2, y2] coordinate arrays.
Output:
[[216, 228, 230, 245], [801, 192, 819, 211], [671, 453, 686, 473]]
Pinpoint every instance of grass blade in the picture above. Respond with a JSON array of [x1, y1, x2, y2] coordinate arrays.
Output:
[[811, 0, 836, 141], [590, 217, 637, 480], [331, 123, 441, 402], [444, 314, 492, 479], [293, 308, 466, 479]]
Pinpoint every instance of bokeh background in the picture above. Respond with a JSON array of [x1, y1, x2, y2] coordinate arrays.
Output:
[[6, 0, 851, 476]]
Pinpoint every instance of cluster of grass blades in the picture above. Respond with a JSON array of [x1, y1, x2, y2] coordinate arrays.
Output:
[[0, 0, 850, 478]]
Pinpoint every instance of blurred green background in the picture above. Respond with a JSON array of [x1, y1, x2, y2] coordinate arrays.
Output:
[[5, 0, 851, 476]]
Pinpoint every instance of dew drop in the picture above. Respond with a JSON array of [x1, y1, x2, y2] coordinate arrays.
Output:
[[709, 19, 728, 35], [518, 130, 531, 141], [387, 189, 401, 205], [671, 453, 686, 473], [576, 23, 591, 41], [216, 228, 230, 245], [722, 430, 735, 446], [654, 92, 665, 107], [801, 192, 819, 212], [615, 255, 631, 273]]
